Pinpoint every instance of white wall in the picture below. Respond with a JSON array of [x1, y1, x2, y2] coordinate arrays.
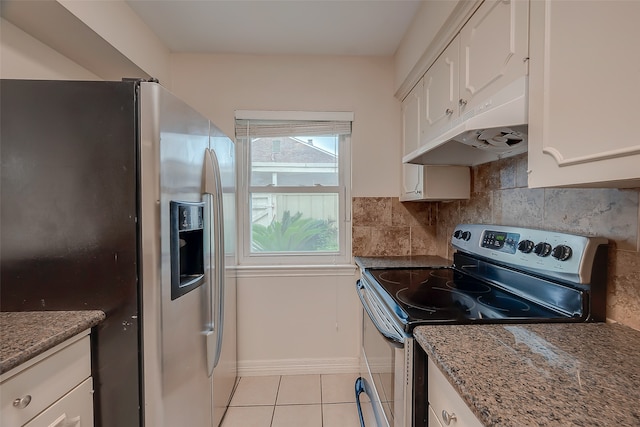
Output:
[[235, 269, 359, 375], [57, 0, 171, 85], [2, 0, 169, 84], [1, 18, 99, 80]]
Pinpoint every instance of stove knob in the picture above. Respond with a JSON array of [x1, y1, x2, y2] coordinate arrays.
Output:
[[552, 244, 573, 261], [517, 239, 535, 253], [461, 231, 471, 241], [534, 242, 552, 257]]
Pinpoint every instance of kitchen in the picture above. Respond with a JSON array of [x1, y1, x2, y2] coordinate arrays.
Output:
[[1, 1, 639, 427]]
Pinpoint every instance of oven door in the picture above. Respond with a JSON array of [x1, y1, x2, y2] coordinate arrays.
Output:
[[356, 279, 411, 427]]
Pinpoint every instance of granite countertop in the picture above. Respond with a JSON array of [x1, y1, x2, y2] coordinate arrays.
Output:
[[414, 323, 640, 426], [0, 311, 105, 374], [354, 255, 451, 269]]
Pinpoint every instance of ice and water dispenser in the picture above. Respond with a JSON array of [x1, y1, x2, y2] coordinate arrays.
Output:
[[170, 201, 205, 300]]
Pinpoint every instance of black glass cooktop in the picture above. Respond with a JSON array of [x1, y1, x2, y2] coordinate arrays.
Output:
[[364, 267, 570, 329]]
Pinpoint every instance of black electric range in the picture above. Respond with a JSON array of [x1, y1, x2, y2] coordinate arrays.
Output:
[[359, 224, 609, 333]]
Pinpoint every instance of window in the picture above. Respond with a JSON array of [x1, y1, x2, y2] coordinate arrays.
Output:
[[235, 111, 352, 265]]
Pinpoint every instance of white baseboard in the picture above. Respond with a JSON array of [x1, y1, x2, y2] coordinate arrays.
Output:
[[238, 357, 360, 377]]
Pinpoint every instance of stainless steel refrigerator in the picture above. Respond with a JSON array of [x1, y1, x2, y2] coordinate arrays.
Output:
[[0, 79, 237, 427]]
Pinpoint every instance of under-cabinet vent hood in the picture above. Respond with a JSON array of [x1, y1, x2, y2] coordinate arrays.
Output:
[[404, 77, 528, 166]]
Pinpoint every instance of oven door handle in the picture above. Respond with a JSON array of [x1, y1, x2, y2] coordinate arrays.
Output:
[[354, 377, 366, 427], [357, 280, 405, 345]]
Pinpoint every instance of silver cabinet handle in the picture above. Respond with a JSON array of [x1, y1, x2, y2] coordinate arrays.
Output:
[[458, 99, 468, 107], [13, 395, 32, 409], [442, 409, 457, 425], [445, 108, 454, 115]]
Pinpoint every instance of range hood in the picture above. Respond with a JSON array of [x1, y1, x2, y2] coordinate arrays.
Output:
[[404, 76, 528, 166]]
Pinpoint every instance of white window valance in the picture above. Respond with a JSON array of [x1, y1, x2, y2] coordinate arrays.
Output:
[[235, 111, 353, 138]]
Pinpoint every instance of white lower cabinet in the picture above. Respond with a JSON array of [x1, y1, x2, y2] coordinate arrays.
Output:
[[25, 379, 93, 427], [0, 332, 93, 427], [428, 358, 483, 427], [429, 405, 445, 427]]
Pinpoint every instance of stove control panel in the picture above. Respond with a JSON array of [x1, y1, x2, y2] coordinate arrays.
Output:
[[481, 230, 519, 254], [452, 224, 608, 284]]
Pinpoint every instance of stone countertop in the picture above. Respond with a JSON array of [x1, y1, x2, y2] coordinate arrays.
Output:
[[414, 323, 640, 426], [0, 311, 105, 374], [354, 255, 451, 270]]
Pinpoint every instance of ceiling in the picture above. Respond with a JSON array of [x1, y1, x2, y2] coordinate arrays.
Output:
[[125, 0, 422, 56]]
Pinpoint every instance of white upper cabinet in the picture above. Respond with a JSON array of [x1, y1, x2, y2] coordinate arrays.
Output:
[[422, 39, 459, 145], [400, 164, 470, 202], [458, 0, 529, 115], [402, 81, 423, 157], [401, 163, 423, 201], [527, 0, 640, 188], [403, 0, 529, 166], [401, 82, 425, 200], [402, 77, 470, 201]]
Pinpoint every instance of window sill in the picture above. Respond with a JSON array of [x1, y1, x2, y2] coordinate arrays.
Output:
[[232, 263, 357, 278]]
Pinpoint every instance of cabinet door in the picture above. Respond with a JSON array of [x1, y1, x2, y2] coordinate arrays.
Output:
[[402, 80, 422, 156], [459, 0, 529, 113], [401, 163, 424, 201], [400, 165, 469, 201], [428, 358, 483, 427], [527, 0, 640, 188], [422, 38, 459, 144]]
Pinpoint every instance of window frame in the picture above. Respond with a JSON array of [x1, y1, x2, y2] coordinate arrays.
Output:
[[235, 111, 353, 266]]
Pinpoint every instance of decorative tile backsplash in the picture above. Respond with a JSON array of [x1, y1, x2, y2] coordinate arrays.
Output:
[[352, 154, 640, 330], [352, 197, 437, 256]]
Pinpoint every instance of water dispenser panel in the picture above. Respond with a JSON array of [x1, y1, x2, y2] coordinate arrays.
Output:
[[170, 201, 205, 300]]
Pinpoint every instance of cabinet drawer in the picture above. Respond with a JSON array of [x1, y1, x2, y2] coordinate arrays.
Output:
[[428, 358, 483, 427], [1, 335, 91, 427], [429, 405, 444, 427], [25, 378, 94, 427]]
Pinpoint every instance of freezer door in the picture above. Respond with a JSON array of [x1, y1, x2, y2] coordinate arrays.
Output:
[[139, 83, 212, 427], [0, 79, 141, 427]]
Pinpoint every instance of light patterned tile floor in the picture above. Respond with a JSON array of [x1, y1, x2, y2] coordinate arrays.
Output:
[[221, 373, 363, 427]]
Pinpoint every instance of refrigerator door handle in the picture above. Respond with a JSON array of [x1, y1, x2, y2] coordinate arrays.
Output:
[[203, 149, 217, 377], [203, 148, 226, 376], [209, 148, 226, 370]]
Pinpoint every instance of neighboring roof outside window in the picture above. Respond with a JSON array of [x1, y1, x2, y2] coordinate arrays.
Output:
[[251, 137, 337, 163]]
